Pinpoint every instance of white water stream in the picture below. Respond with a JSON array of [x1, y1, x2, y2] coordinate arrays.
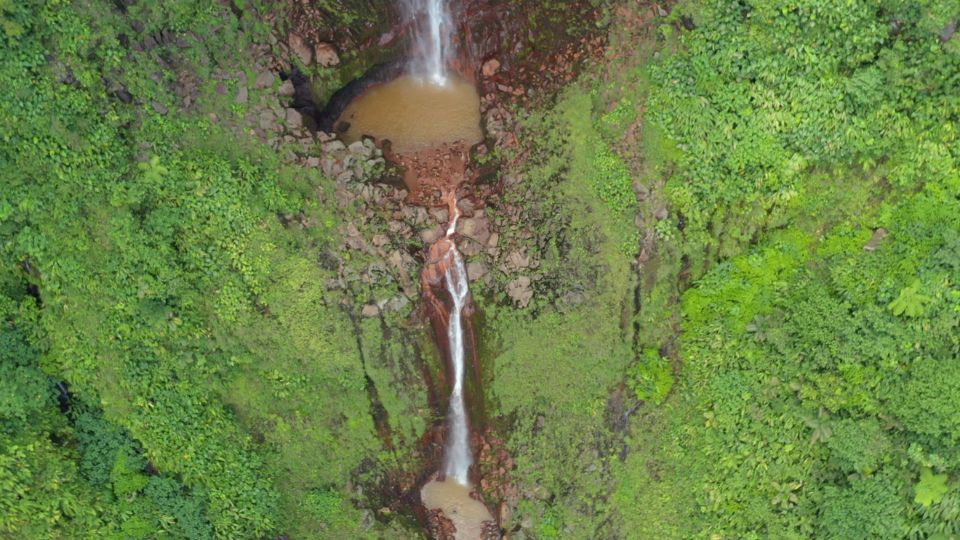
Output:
[[404, 0, 452, 85], [441, 203, 472, 485]]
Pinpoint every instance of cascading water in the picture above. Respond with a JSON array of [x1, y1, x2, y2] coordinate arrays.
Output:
[[440, 202, 472, 484], [404, 0, 452, 85]]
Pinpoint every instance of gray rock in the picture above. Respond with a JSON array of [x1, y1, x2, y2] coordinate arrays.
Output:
[[419, 227, 443, 244], [372, 234, 389, 247], [285, 108, 303, 130], [385, 296, 409, 312], [505, 250, 531, 271], [863, 228, 889, 252], [458, 215, 491, 245], [305, 156, 320, 168], [258, 109, 277, 131], [430, 207, 449, 224], [323, 140, 347, 153], [234, 85, 248, 104], [348, 140, 372, 157], [507, 276, 534, 308], [278, 79, 295, 97], [466, 261, 488, 282], [315, 42, 340, 67], [288, 33, 312, 65], [254, 70, 275, 89], [215, 82, 227, 95], [459, 239, 482, 257], [151, 101, 168, 115]]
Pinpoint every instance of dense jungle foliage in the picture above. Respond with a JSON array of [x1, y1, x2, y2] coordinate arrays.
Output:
[[1, 0, 958, 539]]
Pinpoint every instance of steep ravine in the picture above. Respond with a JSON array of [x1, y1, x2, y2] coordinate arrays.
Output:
[[276, 0, 609, 537]]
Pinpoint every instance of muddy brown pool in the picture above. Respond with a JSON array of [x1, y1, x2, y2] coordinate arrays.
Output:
[[421, 479, 494, 539], [338, 74, 482, 153]]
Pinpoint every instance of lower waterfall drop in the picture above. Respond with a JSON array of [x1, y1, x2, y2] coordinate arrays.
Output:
[[440, 197, 472, 485]]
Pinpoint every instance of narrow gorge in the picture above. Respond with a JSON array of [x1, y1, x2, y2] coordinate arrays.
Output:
[[328, 0, 501, 536]]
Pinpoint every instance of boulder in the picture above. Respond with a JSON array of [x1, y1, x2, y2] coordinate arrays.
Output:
[[430, 207, 449, 225], [420, 227, 444, 244], [285, 108, 303, 130], [315, 42, 340, 67], [466, 261, 488, 282], [458, 215, 491, 245], [863, 228, 889, 251], [505, 250, 530, 271], [482, 58, 501, 77], [258, 109, 277, 131], [348, 140, 372, 157], [234, 85, 248, 104], [254, 70, 275, 89], [288, 33, 312, 65], [459, 239, 483, 257], [278, 79, 295, 97], [361, 304, 380, 318], [507, 276, 533, 308], [323, 140, 347, 153]]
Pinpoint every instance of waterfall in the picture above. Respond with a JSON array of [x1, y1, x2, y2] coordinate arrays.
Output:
[[441, 202, 472, 485], [404, 0, 451, 85]]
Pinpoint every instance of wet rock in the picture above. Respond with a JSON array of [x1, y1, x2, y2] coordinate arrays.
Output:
[[288, 33, 312, 65], [426, 509, 456, 540], [467, 261, 488, 282], [507, 276, 533, 308], [285, 108, 303, 130], [278, 79, 295, 97], [254, 70, 275, 89], [315, 42, 340, 67], [361, 304, 380, 318]]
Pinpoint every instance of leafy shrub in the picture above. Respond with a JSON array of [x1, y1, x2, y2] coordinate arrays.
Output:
[[628, 348, 673, 405], [819, 477, 906, 540]]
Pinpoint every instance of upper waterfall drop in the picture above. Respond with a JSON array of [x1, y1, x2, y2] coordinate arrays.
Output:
[[405, 0, 452, 85]]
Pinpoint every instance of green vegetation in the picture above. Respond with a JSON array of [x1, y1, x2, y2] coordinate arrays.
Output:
[[487, 0, 960, 538], [2, 0, 959, 539], [0, 1, 414, 538]]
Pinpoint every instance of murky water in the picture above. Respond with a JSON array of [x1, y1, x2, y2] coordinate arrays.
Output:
[[337, 74, 482, 153], [421, 479, 494, 539]]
